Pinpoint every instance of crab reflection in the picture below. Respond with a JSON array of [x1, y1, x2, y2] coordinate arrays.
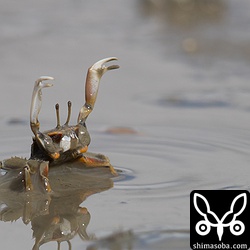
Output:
[[0, 165, 114, 250]]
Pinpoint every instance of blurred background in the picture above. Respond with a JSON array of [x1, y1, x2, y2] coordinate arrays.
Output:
[[1, 0, 250, 249], [1, 0, 250, 130]]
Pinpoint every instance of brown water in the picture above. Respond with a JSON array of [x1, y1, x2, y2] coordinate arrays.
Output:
[[1, 0, 250, 249]]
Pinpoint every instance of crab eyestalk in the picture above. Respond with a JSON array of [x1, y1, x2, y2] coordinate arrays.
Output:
[[55, 103, 61, 128], [64, 101, 72, 126], [30, 76, 54, 135], [77, 57, 119, 124]]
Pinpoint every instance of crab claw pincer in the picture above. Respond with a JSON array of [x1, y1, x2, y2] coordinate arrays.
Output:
[[30, 76, 54, 134], [78, 57, 119, 124]]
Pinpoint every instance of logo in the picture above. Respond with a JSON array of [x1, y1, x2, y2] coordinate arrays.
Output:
[[190, 190, 250, 250]]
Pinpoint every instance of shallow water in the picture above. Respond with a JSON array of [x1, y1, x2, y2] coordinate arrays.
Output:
[[0, 0, 250, 249]]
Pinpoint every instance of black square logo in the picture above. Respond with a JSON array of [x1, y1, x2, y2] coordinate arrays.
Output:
[[190, 190, 250, 250]]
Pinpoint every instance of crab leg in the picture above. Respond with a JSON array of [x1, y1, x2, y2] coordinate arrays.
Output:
[[78, 57, 119, 124], [24, 164, 33, 191], [77, 152, 118, 176], [39, 161, 52, 193], [30, 76, 54, 135]]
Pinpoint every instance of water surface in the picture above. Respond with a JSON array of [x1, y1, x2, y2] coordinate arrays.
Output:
[[0, 0, 250, 249]]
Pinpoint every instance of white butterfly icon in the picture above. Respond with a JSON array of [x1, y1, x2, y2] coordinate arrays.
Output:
[[193, 192, 247, 241]]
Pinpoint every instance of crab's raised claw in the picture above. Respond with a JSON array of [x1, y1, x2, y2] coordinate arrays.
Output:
[[30, 76, 54, 135], [78, 57, 119, 124]]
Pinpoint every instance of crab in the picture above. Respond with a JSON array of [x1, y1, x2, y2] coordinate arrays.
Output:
[[0, 57, 119, 193]]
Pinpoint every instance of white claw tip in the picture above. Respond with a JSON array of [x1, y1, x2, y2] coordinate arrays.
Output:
[[39, 76, 54, 81], [35, 76, 54, 88], [91, 57, 118, 70]]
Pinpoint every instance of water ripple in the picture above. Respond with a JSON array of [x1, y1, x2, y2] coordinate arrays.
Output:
[[96, 125, 250, 193]]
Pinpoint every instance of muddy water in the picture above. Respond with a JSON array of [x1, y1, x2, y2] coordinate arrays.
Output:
[[0, 0, 250, 249]]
